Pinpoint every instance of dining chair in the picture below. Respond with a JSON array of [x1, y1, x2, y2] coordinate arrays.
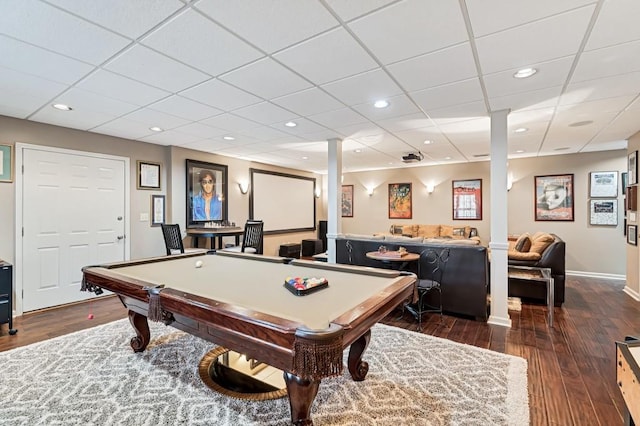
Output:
[[223, 220, 264, 254], [161, 223, 185, 255]]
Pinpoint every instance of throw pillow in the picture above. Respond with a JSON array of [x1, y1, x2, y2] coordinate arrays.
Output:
[[416, 225, 440, 238], [529, 233, 554, 255], [440, 225, 454, 238], [514, 233, 532, 252]]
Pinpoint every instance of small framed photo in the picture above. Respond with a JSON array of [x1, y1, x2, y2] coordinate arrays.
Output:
[[535, 174, 574, 221], [137, 160, 161, 190], [628, 224, 637, 245], [151, 195, 165, 227], [622, 172, 628, 192], [629, 151, 638, 185], [589, 199, 617, 226], [341, 185, 353, 217], [589, 171, 617, 197], [388, 183, 412, 219], [0, 144, 13, 182], [452, 179, 482, 220]]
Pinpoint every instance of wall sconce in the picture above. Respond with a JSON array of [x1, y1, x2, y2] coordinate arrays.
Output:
[[366, 187, 374, 196], [315, 187, 321, 198], [426, 184, 435, 194], [238, 182, 249, 194]]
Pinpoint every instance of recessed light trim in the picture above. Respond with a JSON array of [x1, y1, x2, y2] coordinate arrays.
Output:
[[223, 136, 235, 140], [302, 156, 308, 160], [569, 120, 593, 127], [514, 127, 528, 133], [284, 121, 297, 127], [423, 140, 433, 145], [149, 126, 163, 132], [373, 100, 389, 108], [554, 147, 570, 151], [516, 149, 525, 153], [513, 68, 537, 79], [354, 149, 362, 153], [52, 103, 72, 111]]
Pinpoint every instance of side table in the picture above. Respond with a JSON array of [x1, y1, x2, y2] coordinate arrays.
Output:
[[508, 265, 554, 327]]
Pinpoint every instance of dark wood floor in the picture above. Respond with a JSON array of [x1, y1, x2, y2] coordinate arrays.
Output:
[[0, 275, 636, 425]]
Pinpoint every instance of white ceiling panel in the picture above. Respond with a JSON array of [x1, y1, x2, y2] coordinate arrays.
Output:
[[274, 28, 378, 85], [196, 0, 338, 53], [141, 9, 263, 77], [220, 58, 312, 100], [348, 0, 468, 65], [1, 1, 639, 173]]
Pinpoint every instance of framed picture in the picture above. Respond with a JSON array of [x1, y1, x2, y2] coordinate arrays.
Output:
[[151, 195, 165, 227], [137, 160, 161, 190], [628, 224, 637, 245], [535, 174, 574, 221], [589, 199, 617, 226], [186, 159, 228, 228], [341, 185, 353, 217], [622, 172, 628, 193], [629, 151, 638, 185], [388, 183, 412, 219], [589, 171, 618, 197], [0, 144, 13, 182], [452, 179, 482, 220]]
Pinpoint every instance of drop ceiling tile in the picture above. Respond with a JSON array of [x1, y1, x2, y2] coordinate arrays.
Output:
[[426, 101, 487, 125], [484, 56, 574, 99], [475, 6, 595, 75], [376, 113, 433, 132], [352, 94, 420, 121], [173, 122, 228, 139], [272, 88, 345, 116], [581, 140, 627, 152], [347, 0, 468, 64], [139, 129, 202, 146], [586, 0, 640, 50], [141, 9, 263, 76], [179, 139, 234, 153], [47, 0, 185, 39], [309, 107, 368, 129], [233, 102, 298, 126], [148, 95, 222, 121], [572, 40, 640, 83], [180, 79, 261, 111], [29, 107, 115, 131], [489, 86, 563, 112], [78, 70, 171, 106], [321, 69, 403, 106], [268, 118, 325, 136], [324, 0, 397, 22], [411, 78, 484, 111], [200, 113, 261, 132], [0, 66, 68, 116], [220, 58, 312, 100], [51, 88, 139, 117], [0, 35, 94, 85], [196, 0, 338, 53], [105, 44, 210, 92], [387, 43, 477, 92], [239, 125, 289, 141], [465, 0, 594, 37], [91, 117, 157, 139], [123, 108, 190, 130], [335, 124, 385, 140], [299, 129, 343, 142], [561, 72, 640, 105], [556, 96, 636, 118], [274, 27, 378, 85], [0, 0, 129, 65], [394, 126, 451, 146]]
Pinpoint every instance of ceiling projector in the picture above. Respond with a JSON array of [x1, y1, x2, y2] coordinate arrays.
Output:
[[402, 152, 424, 163]]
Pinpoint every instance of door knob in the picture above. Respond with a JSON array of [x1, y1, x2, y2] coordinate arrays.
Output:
[[117, 235, 125, 240]]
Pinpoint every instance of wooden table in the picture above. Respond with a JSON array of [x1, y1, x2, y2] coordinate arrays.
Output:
[[508, 265, 554, 327], [366, 251, 420, 271], [186, 227, 243, 249], [82, 251, 415, 425]]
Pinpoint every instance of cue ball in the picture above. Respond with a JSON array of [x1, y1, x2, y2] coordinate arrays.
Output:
[[195, 260, 203, 268]]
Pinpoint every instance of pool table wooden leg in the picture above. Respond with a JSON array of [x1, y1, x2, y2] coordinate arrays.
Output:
[[348, 329, 371, 381], [128, 310, 150, 352], [284, 371, 319, 425]]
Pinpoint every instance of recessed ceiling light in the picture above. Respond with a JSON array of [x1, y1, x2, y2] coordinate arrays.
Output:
[[52, 103, 72, 111], [516, 149, 525, 153], [284, 121, 297, 127], [223, 136, 235, 140], [513, 68, 537, 79], [444, 156, 452, 160], [302, 156, 308, 160], [569, 120, 593, 127], [514, 127, 528, 133], [423, 140, 433, 145], [354, 149, 362, 153], [149, 126, 163, 132], [554, 147, 570, 151], [373, 100, 389, 108], [473, 154, 489, 158]]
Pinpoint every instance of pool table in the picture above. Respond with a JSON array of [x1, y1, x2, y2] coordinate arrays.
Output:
[[81, 251, 415, 425]]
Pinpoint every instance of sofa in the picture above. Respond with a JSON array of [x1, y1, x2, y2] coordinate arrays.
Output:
[[507, 232, 566, 306], [387, 223, 479, 240], [334, 233, 489, 321]]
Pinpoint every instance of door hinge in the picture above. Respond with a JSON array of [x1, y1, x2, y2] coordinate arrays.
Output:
[[22, 227, 24, 237]]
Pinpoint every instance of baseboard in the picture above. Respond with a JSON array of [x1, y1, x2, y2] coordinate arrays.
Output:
[[566, 270, 626, 280], [623, 286, 640, 301]]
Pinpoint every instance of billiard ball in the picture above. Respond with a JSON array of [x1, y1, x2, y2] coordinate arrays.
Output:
[[195, 260, 203, 268]]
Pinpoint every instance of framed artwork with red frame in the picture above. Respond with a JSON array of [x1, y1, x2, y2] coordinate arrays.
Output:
[[452, 179, 482, 220]]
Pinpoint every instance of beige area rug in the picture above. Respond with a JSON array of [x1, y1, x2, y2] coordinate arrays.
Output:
[[0, 319, 529, 425]]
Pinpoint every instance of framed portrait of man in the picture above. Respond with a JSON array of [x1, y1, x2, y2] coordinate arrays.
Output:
[[186, 159, 228, 228], [535, 174, 574, 221]]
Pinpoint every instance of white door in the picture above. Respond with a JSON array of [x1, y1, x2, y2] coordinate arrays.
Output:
[[21, 148, 127, 311]]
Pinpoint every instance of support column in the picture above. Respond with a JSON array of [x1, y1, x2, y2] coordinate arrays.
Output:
[[488, 109, 511, 327], [326, 138, 342, 263]]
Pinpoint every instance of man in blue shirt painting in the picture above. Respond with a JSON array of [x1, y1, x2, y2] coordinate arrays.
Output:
[[192, 169, 222, 221]]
